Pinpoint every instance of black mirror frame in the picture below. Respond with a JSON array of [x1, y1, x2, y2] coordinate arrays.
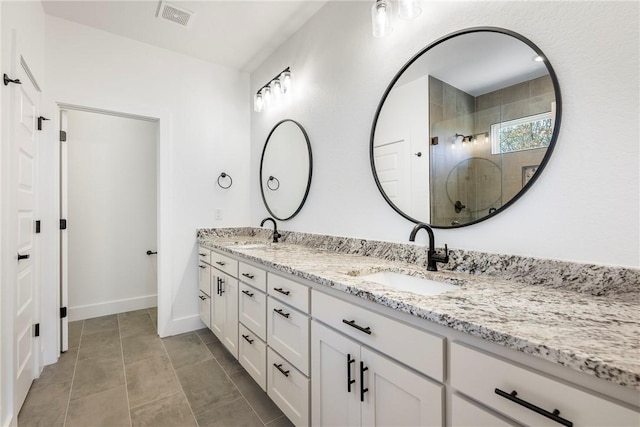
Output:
[[369, 27, 562, 228], [260, 119, 313, 221]]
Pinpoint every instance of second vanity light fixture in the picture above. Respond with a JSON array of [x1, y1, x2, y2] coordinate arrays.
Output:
[[254, 67, 292, 113], [372, 0, 422, 38]]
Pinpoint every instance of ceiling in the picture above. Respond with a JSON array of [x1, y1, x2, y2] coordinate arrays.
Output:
[[41, 0, 327, 72]]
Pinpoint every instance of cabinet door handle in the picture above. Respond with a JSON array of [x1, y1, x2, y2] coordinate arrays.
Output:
[[219, 278, 225, 295], [273, 287, 290, 296], [342, 319, 372, 335], [273, 308, 290, 319], [347, 354, 356, 393], [360, 361, 368, 402], [274, 363, 290, 377], [17, 253, 30, 261], [242, 273, 255, 279], [242, 334, 254, 344], [495, 388, 573, 427], [241, 289, 254, 298], [216, 277, 222, 296], [216, 261, 225, 266]]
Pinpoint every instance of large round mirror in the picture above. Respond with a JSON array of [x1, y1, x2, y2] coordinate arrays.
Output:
[[370, 27, 561, 227], [260, 119, 313, 220]]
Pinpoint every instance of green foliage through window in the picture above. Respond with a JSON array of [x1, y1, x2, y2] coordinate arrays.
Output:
[[490, 111, 553, 154]]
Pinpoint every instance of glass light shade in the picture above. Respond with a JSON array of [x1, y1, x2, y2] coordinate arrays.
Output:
[[280, 70, 292, 94], [262, 86, 272, 105], [254, 92, 264, 112], [371, 0, 392, 38], [398, 0, 421, 20], [271, 78, 283, 97]]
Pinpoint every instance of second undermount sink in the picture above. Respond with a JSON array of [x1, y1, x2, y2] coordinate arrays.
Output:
[[360, 271, 458, 296]]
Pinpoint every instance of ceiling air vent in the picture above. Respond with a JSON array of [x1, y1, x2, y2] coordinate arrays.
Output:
[[157, 1, 194, 28]]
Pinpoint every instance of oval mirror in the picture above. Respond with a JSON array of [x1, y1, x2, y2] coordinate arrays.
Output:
[[370, 27, 561, 227], [260, 119, 313, 220]]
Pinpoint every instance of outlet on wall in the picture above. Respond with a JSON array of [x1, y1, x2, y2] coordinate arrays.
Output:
[[215, 209, 222, 220]]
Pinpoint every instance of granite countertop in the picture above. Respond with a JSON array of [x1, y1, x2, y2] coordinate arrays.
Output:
[[197, 232, 640, 391]]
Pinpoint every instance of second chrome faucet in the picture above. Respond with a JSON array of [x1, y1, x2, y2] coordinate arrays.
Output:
[[409, 223, 449, 271]]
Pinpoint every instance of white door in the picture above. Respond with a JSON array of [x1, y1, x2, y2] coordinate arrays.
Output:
[[211, 271, 225, 341], [222, 275, 238, 358], [62, 109, 157, 323], [311, 321, 361, 427], [360, 347, 444, 427], [13, 61, 39, 413], [373, 140, 411, 212]]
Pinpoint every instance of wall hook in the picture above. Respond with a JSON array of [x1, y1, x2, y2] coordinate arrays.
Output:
[[267, 176, 280, 191], [3, 74, 22, 86], [217, 172, 232, 189]]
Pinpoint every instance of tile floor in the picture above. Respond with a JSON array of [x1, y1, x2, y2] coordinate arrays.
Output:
[[18, 308, 293, 427]]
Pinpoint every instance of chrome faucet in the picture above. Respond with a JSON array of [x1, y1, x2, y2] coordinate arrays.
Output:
[[409, 223, 449, 271], [260, 217, 281, 243]]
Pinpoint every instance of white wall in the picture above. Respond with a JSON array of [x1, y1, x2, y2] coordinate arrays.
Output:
[[45, 16, 251, 335], [250, 1, 640, 268]]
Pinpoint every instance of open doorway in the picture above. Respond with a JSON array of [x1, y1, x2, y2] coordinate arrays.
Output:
[[59, 107, 159, 350]]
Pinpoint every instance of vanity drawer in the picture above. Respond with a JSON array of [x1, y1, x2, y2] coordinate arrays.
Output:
[[267, 347, 310, 427], [239, 282, 267, 341], [451, 393, 516, 427], [198, 262, 211, 296], [211, 250, 238, 278], [450, 342, 640, 426], [312, 290, 444, 382], [267, 297, 310, 376], [268, 273, 310, 314], [198, 246, 211, 265], [239, 262, 267, 292], [239, 324, 267, 391]]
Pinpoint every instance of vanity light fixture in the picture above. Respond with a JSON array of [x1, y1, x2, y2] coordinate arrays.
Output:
[[254, 67, 292, 113], [398, 0, 421, 20]]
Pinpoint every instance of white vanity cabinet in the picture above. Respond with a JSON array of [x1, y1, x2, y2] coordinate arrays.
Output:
[[198, 247, 212, 328], [450, 342, 640, 427], [209, 251, 239, 359], [311, 321, 443, 427]]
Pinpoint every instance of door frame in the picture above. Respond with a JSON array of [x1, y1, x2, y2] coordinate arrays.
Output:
[[55, 102, 172, 340]]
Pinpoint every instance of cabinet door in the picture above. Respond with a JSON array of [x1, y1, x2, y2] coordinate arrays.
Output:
[[211, 273, 225, 341], [360, 347, 444, 427], [239, 283, 267, 341], [311, 322, 361, 427], [223, 274, 239, 358], [451, 393, 516, 427]]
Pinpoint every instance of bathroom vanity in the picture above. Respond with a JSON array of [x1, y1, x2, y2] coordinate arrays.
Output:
[[196, 228, 640, 427]]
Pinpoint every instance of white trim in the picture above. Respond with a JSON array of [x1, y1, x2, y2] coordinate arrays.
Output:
[[68, 294, 158, 321], [164, 314, 205, 337]]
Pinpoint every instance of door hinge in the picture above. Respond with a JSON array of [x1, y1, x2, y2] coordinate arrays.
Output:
[[60, 219, 67, 230], [34, 323, 40, 337], [35, 220, 41, 233], [60, 130, 67, 142], [37, 116, 50, 131], [60, 307, 67, 319]]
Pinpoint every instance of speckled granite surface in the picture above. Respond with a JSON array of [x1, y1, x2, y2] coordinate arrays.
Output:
[[197, 228, 640, 390]]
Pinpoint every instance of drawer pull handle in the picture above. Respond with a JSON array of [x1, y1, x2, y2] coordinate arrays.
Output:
[[273, 287, 290, 296], [242, 334, 254, 344], [495, 389, 573, 427], [216, 261, 226, 266], [274, 363, 290, 377], [199, 265, 206, 269], [274, 308, 290, 318], [342, 319, 372, 335], [242, 290, 254, 298], [347, 354, 356, 393], [360, 361, 368, 402], [199, 253, 207, 256], [242, 273, 255, 279], [199, 295, 205, 300]]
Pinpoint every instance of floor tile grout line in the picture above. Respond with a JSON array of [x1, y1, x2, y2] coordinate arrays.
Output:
[[62, 319, 84, 427], [265, 415, 287, 426], [117, 315, 133, 427], [197, 332, 269, 426], [159, 334, 202, 426]]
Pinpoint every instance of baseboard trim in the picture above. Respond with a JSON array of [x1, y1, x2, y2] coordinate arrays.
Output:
[[69, 294, 157, 321]]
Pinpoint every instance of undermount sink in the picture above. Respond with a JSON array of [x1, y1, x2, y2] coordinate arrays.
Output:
[[230, 243, 268, 249], [360, 271, 458, 296]]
